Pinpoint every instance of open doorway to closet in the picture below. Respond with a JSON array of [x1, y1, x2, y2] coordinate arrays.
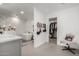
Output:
[[49, 17, 57, 44]]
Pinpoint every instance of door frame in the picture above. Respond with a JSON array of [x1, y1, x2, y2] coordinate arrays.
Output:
[[49, 17, 57, 44]]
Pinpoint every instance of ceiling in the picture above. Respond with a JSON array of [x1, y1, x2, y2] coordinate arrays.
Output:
[[34, 3, 79, 15], [0, 3, 79, 21], [0, 3, 34, 21]]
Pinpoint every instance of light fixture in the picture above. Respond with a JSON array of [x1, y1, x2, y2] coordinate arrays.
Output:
[[11, 16, 20, 24], [20, 11, 24, 14]]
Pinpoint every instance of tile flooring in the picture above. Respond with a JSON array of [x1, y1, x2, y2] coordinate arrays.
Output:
[[22, 40, 79, 56]]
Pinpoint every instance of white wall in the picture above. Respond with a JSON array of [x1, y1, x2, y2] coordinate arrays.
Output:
[[0, 16, 23, 34], [0, 16, 33, 35], [15, 18, 27, 34], [47, 6, 79, 46], [0, 6, 34, 35], [34, 8, 49, 47], [25, 20, 33, 33], [16, 19, 33, 35]]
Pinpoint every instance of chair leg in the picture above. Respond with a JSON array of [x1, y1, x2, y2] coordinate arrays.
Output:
[[70, 48, 76, 50], [62, 46, 76, 54], [68, 49, 75, 54], [62, 46, 68, 50], [62, 49, 68, 50]]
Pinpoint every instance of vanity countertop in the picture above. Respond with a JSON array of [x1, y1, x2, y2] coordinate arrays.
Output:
[[0, 34, 22, 43]]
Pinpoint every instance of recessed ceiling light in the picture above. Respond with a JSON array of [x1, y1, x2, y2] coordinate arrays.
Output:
[[20, 11, 24, 14]]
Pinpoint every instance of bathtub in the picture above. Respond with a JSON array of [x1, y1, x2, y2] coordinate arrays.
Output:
[[22, 32, 32, 41]]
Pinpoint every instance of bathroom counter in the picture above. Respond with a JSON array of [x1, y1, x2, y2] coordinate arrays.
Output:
[[0, 34, 22, 56], [0, 35, 22, 43]]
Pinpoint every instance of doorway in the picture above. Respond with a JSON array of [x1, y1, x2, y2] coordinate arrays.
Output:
[[49, 17, 57, 44]]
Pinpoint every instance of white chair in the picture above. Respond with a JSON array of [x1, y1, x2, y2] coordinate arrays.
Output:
[[61, 33, 76, 54]]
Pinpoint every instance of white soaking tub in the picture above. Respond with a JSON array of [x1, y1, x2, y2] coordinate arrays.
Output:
[[22, 32, 32, 41]]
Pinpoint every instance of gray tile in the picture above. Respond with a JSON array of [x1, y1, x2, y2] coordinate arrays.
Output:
[[22, 40, 79, 56]]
